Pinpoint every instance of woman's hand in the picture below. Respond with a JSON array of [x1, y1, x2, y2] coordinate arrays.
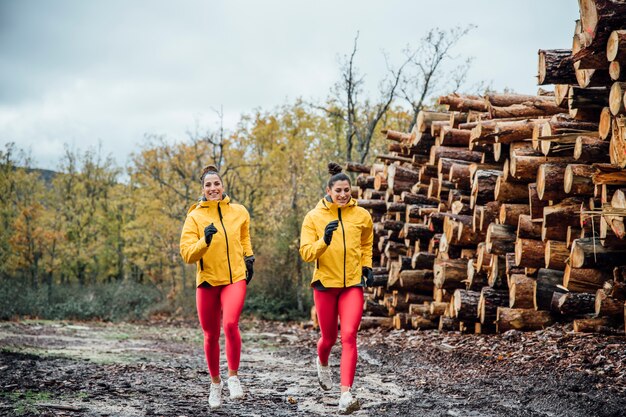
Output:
[[245, 255, 255, 284], [362, 266, 373, 287], [323, 220, 339, 245], [204, 223, 218, 246]]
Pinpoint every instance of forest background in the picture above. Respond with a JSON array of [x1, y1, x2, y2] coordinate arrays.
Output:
[[1, 27, 488, 321]]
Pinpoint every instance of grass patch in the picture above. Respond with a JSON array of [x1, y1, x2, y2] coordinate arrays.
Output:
[[2, 390, 52, 416]]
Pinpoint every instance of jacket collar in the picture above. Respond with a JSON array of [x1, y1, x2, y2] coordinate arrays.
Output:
[[189, 194, 231, 213], [316, 195, 357, 213]]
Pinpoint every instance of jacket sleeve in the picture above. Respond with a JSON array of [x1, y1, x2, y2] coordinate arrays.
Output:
[[240, 207, 253, 257], [180, 214, 209, 264], [360, 212, 374, 268], [299, 213, 328, 262]]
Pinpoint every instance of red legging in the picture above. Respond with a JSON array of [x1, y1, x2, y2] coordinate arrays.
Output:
[[196, 280, 247, 377], [314, 286, 364, 387]]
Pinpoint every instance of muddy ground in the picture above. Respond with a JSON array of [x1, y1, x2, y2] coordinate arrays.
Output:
[[1, 319, 625, 416]]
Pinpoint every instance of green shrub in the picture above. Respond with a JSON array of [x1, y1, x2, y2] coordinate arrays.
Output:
[[0, 280, 163, 321]]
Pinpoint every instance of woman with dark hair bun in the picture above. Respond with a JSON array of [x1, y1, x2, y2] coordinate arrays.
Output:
[[179, 165, 255, 410], [299, 162, 374, 414]]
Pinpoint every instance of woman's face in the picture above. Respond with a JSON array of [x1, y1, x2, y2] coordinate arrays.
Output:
[[203, 174, 224, 201], [326, 179, 351, 207]]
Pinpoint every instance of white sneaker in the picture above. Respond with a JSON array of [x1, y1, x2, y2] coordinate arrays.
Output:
[[227, 376, 244, 399], [338, 390, 360, 415], [316, 357, 332, 391], [209, 380, 223, 409]]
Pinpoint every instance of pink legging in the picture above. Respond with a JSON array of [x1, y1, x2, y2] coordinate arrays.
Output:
[[196, 280, 246, 377], [314, 286, 364, 387]]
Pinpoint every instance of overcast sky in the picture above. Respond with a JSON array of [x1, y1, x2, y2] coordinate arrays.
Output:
[[1, 0, 578, 170]]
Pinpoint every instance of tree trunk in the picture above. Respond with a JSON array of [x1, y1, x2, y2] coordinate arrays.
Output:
[[495, 177, 528, 203], [535, 268, 566, 310], [508, 274, 536, 309], [452, 289, 480, 321], [563, 264, 612, 292], [544, 240, 569, 270], [478, 287, 509, 324], [515, 238, 546, 268], [517, 214, 543, 239], [499, 203, 529, 227], [570, 237, 626, 268], [538, 49, 577, 85], [555, 292, 596, 316], [496, 307, 552, 332]]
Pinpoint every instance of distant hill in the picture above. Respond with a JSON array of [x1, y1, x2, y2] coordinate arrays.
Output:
[[24, 167, 58, 184]]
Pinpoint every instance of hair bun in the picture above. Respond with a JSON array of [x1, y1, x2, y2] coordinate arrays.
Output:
[[205, 164, 219, 173], [327, 162, 343, 176]]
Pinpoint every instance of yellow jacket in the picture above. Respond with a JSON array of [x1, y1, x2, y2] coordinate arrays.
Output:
[[180, 195, 253, 287], [299, 197, 373, 288]]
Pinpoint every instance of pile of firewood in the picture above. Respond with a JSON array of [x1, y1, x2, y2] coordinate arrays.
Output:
[[342, 0, 626, 336]]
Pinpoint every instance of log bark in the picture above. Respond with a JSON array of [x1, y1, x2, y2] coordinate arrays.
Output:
[[496, 307, 552, 332], [485, 93, 555, 107], [396, 269, 434, 292], [564, 164, 595, 195], [568, 87, 609, 113], [477, 201, 501, 233], [433, 258, 468, 290], [479, 287, 509, 324], [535, 268, 566, 310], [494, 119, 541, 144], [515, 238, 546, 268], [489, 101, 564, 119], [574, 0, 626, 69], [563, 264, 612, 292], [357, 199, 388, 212], [494, 177, 529, 203], [542, 198, 583, 241], [538, 49, 577, 85], [508, 274, 536, 309], [470, 170, 502, 207], [517, 214, 543, 239], [536, 163, 568, 201], [359, 316, 394, 330], [595, 289, 625, 317], [448, 163, 473, 191], [430, 301, 449, 316], [439, 127, 472, 147], [411, 251, 436, 270], [488, 255, 508, 289], [555, 292, 596, 316], [570, 237, 626, 268], [429, 146, 484, 165], [410, 315, 437, 330], [387, 164, 419, 191], [574, 135, 611, 163], [529, 183, 549, 220], [346, 162, 371, 173], [499, 203, 529, 227], [573, 317, 620, 333], [544, 240, 569, 270], [486, 224, 517, 255], [417, 111, 452, 133], [438, 94, 488, 112], [452, 289, 480, 322]]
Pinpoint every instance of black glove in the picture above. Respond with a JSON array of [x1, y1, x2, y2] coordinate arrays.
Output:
[[362, 266, 374, 287], [204, 223, 218, 246], [245, 255, 255, 284], [323, 220, 339, 245]]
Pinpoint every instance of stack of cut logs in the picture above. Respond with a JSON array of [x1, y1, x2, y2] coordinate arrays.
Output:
[[345, 0, 626, 335]]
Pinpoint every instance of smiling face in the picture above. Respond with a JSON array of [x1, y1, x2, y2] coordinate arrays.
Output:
[[203, 173, 224, 201], [326, 179, 351, 207]]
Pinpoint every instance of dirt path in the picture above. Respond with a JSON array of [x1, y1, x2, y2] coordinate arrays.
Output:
[[1, 319, 625, 416]]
